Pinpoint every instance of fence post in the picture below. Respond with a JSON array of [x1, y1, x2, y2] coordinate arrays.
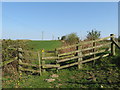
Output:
[[38, 51, 42, 76], [55, 48, 59, 72], [110, 34, 115, 56], [18, 48, 23, 74], [41, 49, 46, 72], [93, 41, 96, 58], [76, 44, 83, 69]]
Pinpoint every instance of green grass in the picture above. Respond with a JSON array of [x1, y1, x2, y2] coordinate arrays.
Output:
[[27, 40, 62, 51]]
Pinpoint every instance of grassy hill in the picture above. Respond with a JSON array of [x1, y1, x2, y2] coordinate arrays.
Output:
[[27, 40, 62, 51]]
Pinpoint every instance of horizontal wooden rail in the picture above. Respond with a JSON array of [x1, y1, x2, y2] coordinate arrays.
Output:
[[42, 57, 58, 60], [58, 62, 78, 69], [0, 57, 18, 67], [58, 42, 111, 56], [59, 54, 75, 59], [57, 56, 78, 63], [81, 53, 109, 64], [19, 67, 40, 73], [42, 64, 60, 68], [42, 54, 75, 60], [19, 62, 39, 67], [57, 35, 114, 50]]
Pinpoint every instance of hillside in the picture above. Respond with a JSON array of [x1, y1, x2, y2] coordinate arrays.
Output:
[[27, 40, 62, 51]]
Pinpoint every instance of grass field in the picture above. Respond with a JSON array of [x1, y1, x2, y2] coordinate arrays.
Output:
[[2, 41, 120, 88], [27, 40, 62, 51]]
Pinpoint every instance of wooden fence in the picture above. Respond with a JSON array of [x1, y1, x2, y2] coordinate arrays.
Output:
[[41, 34, 120, 72], [1, 34, 120, 76]]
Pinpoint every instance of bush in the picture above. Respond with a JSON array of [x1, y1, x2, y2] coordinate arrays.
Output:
[[61, 33, 79, 45]]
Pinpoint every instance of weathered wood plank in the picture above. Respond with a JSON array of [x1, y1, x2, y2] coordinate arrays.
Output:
[[42, 57, 58, 60], [19, 62, 39, 67], [57, 56, 78, 63], [43, 64, 60, 68], [58, 62, 78, 69], [81, 54, 109, 64], [60, 54, 74, 59]]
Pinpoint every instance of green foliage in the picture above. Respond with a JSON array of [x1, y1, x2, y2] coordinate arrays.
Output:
[[62, 33, 79, 45], [86, 29, 101, 40]]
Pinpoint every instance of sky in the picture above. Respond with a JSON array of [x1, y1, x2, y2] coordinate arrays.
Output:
[[2, 2, 118, 40]]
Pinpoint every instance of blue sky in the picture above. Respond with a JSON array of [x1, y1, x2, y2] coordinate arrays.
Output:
[[2, 2, 118, 40]]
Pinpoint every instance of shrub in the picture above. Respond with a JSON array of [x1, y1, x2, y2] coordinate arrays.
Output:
[[62, 33, 79, 45]]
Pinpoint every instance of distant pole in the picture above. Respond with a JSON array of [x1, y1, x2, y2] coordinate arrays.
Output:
[[52, 34, 54, 40], [42, 31, 44, 40]]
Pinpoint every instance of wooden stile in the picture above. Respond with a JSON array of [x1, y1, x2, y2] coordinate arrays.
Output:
[[13, 34, 117, 74]]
